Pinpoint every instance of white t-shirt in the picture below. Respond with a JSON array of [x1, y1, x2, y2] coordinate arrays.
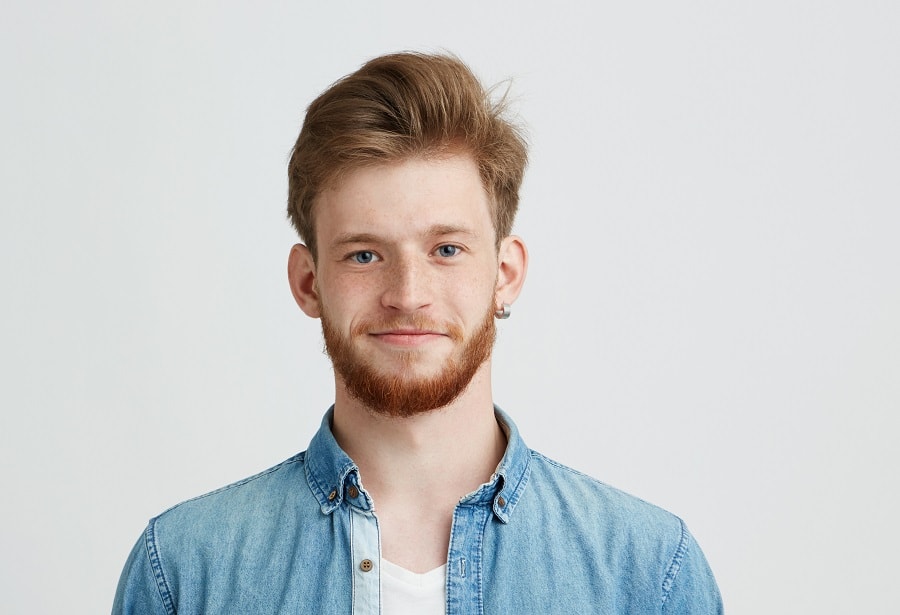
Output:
[[381, 559, 446, 615]]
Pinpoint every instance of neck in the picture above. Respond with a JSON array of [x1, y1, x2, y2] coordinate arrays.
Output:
[[331, 362, 506, 502]]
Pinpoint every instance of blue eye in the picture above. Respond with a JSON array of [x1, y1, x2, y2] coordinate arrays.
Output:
[[353, 251, 376, 264], [437, 245, 460, 258]]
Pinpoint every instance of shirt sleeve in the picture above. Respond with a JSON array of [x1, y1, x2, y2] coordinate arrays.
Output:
[[661, 521, 724, 614], [111, 526, 171, 615]]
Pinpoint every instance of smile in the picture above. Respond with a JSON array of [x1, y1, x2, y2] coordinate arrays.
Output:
[[369, 330, 448, 347]]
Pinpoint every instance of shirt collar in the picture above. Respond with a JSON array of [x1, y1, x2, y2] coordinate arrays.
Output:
[[304, 407, 367, 514], [304, 405, 531, 523]]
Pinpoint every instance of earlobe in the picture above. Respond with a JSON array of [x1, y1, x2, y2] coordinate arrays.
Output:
[[495, 235, 528, 308], [287, 244, 322, 318]]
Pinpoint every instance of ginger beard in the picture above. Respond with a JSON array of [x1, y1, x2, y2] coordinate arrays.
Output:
[[320, 304, 497, 418]]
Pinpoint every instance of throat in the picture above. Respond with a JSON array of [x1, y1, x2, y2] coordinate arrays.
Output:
[[377, 499, 455, 574]]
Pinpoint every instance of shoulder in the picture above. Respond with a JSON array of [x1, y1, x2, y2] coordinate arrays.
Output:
[[521, 450, 722, 611], [526, 450, 681, 530], [114, 451, 351, 614], [149, 451, 311, 541], [522, 451, 686, 580]]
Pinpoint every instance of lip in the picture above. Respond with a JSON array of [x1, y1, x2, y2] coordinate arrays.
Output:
[[369, 329, 447, 347]]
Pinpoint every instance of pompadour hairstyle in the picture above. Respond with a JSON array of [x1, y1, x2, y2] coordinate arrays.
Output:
[[287, 52, 528, 259]]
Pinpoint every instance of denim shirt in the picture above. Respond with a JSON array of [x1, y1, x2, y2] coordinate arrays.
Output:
[[113, 408, 723, 614]]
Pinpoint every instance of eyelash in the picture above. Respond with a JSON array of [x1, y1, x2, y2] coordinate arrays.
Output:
[[436, 244, 461, 258], [349, 251, 378, 264], [345, 244, 463, 264]]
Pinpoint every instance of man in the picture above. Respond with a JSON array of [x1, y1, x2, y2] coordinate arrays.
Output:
[[114, 52, 722, 614]]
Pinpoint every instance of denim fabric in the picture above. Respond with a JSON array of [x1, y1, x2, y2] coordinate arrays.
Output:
[[113, 408, 723, 614]]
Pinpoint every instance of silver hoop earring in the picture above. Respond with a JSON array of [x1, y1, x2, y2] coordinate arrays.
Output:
[[494, 303, 511, 319]]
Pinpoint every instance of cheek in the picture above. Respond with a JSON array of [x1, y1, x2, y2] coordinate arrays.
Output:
[[446, 271, 497, 311], [318, 274, 379, 318]]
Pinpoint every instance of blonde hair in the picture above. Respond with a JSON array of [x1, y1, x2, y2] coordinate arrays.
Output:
[[287, 52, 528, 258]]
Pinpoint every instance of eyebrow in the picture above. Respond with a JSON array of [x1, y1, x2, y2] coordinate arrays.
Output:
[[425, 224, 478, 239], [330, 225, 478, 248], [331, 233, 380, 247]]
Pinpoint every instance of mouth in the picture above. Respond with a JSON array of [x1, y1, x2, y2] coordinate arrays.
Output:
[[369, 329, 448, 347]]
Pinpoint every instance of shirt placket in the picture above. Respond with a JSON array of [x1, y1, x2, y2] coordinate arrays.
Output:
[[349, 502, 380, 615], [445, 503, 490, 615]]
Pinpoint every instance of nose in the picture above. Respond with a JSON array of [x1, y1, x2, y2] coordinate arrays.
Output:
[[380, 254, 432, 313]]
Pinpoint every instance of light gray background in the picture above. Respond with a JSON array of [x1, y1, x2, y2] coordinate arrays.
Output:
[[2, 1, 898, 613]]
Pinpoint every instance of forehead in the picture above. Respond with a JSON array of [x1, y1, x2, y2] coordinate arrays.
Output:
[[315, 153, 494, 244]]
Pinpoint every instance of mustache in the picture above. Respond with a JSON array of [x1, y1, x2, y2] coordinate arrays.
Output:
[[351, 315, 464, 341]]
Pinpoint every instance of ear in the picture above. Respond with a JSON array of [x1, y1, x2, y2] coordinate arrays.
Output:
[[495, 235, 528, 307], [288, 244, 321, 318]]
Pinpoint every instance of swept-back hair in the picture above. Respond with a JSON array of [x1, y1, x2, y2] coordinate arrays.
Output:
[[287, 52, 528, 258]]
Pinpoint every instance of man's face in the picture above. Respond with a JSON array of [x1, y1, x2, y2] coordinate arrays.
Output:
[[311, 153, 502, 417]]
